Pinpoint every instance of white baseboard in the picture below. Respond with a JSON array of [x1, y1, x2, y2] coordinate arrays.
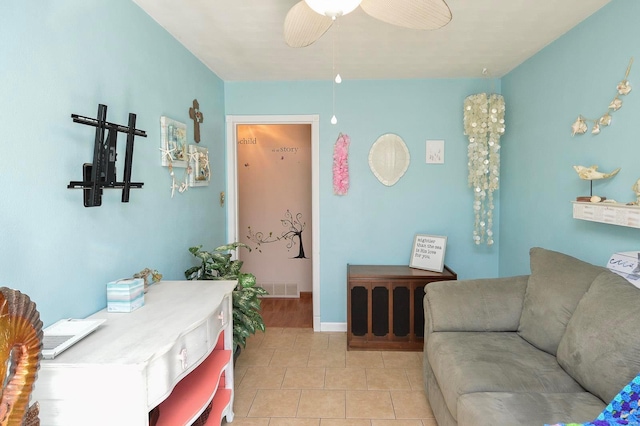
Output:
[[319, 322, 347, 332]]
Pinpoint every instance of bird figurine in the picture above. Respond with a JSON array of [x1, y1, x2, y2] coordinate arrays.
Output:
[[630, 178, 640, 206], [573, 165, 621, 180]]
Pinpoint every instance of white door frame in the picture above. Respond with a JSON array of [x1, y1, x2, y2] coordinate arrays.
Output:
[[225, 115, 321, 331]]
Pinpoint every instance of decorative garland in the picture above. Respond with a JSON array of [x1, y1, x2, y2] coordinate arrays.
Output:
[[333, 133, 350, 195], [463, 93, 505, 246], [571, 57, 633, 136], [159, 146, 194, 197]]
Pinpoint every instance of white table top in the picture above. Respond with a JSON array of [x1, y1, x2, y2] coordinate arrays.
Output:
[[42, 280, 236, 366]]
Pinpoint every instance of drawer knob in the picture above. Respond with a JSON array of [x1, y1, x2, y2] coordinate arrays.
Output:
[[179, 348, 188, 369]]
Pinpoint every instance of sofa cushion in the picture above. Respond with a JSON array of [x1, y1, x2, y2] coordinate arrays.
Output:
[[557, 270, 640, 404], [457, 392, 604, 426], [518, 247, 605, 355], [426, 275, 528, 333], [426, 331, 583, 421]]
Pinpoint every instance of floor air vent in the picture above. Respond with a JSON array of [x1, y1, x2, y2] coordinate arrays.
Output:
[[259, 283, 300, 298]]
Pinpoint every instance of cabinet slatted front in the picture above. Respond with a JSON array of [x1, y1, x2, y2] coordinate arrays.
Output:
[[347, 265, 457, 351]]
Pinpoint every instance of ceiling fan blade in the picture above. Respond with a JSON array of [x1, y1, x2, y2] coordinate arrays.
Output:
[[360, 0, 452, 30], [284, 1, 334, 48]]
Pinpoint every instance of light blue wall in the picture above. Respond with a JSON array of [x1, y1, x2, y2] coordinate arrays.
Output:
[[6, 0, 627, 328], [226, 79, 501, 323], [500, 0, 640, 276], [0, 0, 227, 326]]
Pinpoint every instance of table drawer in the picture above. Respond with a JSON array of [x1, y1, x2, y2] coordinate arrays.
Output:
[[146, 295, 229, 406]]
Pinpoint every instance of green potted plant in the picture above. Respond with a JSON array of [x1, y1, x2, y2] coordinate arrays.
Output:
[[185, 242, 268, 354]]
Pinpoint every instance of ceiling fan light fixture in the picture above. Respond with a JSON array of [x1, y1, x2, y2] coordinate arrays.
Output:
[[304, 0, 362, 18]]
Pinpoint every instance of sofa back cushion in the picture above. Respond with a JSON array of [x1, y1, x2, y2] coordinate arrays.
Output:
[[517, 248, 605, 355], [557, 271, 640, 403]]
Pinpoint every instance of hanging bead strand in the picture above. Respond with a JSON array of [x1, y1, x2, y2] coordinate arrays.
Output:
[[464, 93, 505, 246]]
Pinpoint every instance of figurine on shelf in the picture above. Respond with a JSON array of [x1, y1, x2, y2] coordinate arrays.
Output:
[[133, 268, 163, 292], [573, 165, 621, 180], [573, 165, 621, 202], [627, 178, 640, 206]]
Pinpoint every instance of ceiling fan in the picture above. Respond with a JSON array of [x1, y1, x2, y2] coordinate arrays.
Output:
[[284, 0, 453, 48]]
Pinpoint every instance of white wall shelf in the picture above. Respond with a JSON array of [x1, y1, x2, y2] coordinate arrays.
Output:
[[572, 201, 640, 229]]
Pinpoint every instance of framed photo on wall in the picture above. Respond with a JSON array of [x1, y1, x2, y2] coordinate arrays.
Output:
[[409, 234, 447, 272], [188, 145, 210, 187], [160, 116, 188, 167]]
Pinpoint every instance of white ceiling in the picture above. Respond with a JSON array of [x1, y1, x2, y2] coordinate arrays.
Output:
[[131, 0, 611, 82]]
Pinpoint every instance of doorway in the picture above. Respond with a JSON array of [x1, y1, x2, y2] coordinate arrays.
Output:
[[226, 115, 320, 331]]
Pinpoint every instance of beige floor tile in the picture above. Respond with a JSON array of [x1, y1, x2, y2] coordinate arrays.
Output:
[[320, 419, 370, 426], [372, 420, 423, 426], [236, 347, 275, 367], [282, 367, 326, 389], [328, 334, 348, 351], [270, 349, 311, 367], [282, 327, 314, 334], [346, 390, 395, 419], [295, 333, 330, 350], [381, 352, 423, 369], [244, 331, 266, 349], [405, 368, 424, 391], [346, 351, 384, 368], [297, 390, 346, 418], [223, 418, 269, 426], [325, 368, 367, 390], [231, 326, 440, 425], [366, 369, 411, 390], [232, 388, 257, 418], [390, 391, 434, 419], [308, 349, 346, 368], [248, 389, 301, 417], [235, 365, 249, 384], [262, 331, 297, 349], [239, 366, 286, 389], [269, 418, 321, 426]]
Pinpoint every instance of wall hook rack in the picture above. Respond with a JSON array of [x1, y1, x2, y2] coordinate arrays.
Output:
[[67, 104, 147, 207]]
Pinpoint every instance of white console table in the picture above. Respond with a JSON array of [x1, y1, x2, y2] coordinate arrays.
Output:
[[32, 280, 236, 426]]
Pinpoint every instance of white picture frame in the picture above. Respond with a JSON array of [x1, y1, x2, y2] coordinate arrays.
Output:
[[188, 145, 210, 187], [409, 234, 447, 272], [426, 140, 444, 164], [160, 116, 188, 168]]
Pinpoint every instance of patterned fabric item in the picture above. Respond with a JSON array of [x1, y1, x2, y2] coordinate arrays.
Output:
[[546, 374, 640, 426], [332, 133, 350, 195]]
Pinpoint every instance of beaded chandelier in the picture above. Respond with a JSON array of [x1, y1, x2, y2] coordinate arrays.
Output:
[[463, 93, 505, 246]]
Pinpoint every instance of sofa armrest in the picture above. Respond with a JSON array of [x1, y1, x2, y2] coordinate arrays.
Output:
[[424, 275, 528, 334]]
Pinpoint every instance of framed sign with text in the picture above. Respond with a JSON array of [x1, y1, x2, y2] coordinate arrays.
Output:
[[409, 234, 447, 272]]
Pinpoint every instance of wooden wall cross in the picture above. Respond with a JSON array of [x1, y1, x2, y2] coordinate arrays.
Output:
[[189, 99, 204, 143]]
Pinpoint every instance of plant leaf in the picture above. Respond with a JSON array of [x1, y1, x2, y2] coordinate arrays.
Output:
[[185, 241, 265, 349], [188, 246, 202, 255], [184, 266, 201, 280], [238, 273, 257, 288]]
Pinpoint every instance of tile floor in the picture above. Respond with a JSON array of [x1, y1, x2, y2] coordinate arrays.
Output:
[[223, 327, 438, 426]]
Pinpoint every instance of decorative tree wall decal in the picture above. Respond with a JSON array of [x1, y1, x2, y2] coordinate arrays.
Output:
[[247, 210, 308, 259]]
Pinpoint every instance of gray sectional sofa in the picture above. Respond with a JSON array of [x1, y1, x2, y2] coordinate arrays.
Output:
[[423, 247, 640, 426]]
